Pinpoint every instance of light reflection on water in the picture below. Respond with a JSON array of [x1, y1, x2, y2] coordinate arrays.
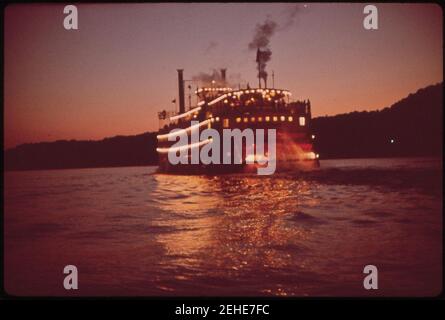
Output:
[[4, 157, 442, 296]]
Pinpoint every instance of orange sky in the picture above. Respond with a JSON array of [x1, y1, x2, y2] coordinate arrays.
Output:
[[4, 3, 443, 148]]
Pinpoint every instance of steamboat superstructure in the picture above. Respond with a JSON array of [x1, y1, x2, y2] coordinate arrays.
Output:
[[157, 68, 319, 174]]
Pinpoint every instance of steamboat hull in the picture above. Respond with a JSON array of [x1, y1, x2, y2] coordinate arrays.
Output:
[[157, 122, 320, 175]]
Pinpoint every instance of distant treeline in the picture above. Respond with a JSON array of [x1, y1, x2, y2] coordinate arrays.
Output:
[[312, 83, 442, 159], [4, 133, 158, 171], [4, 83, 442, 171]]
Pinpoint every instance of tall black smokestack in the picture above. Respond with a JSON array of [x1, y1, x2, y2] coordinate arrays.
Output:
[[248, 6, 303, 89], [256, 49, 261, 88], [177, 69, 185, 114], [220, 69, 226, 84], [249, 20, 276, 89]]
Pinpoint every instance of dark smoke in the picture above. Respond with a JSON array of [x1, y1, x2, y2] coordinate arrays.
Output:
[[248, 5, 303, 85], [248, 19, 277, 51], [280, 5, 301, 31], [248, 19, 277, 85]]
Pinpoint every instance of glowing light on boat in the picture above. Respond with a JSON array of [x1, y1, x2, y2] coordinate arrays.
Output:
[[306, 152, 316, 160], [299, 116, 306, 126], [200, 87, 233, 93], [157, 119, 211, 140], [208, 94, 227, 106], [169, 106, 202, 121], [156, 138, 213, 153], [224, 88, 290, 98], [245, 154, 268, 162]]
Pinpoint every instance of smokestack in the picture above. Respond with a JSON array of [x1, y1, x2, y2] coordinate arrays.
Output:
[[220, 69, 226, 84], [177, 69, 185, 114], [256, 48, 261, 88]]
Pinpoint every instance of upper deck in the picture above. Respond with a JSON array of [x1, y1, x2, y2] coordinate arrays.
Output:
[[158, 86, 312, 134]]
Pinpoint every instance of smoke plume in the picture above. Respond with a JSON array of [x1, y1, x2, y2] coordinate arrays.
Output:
[[280, 5, 301, 31], [248, 5, 303, 86], [248, 18, 276, 87], [248, 19, 278, 51]]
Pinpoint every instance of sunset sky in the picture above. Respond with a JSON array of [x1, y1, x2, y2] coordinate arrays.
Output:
[[4, 3, 443, 148]]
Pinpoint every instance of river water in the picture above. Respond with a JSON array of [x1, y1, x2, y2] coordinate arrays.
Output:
[[4, 158, 442, 296]]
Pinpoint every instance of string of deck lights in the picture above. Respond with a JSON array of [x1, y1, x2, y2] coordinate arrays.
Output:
[[159, 114, 305, 141], [195, 87, 232, 94], [157, 114, 317, 158], [166, 88, 292, 125], [195, 88, 291, 97], [158, 88, 298, 146], [158, 112, 305, 143], [207, 94, 228, 106], [203, 89, 291, 107], [169, 106, 202, 121], [195, 87, 290, 94], [156, 138, 213, 153], [157, 119, 211, 140]]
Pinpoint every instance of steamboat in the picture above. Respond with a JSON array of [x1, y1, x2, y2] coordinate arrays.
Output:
[[157, 51, 319, 174]]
